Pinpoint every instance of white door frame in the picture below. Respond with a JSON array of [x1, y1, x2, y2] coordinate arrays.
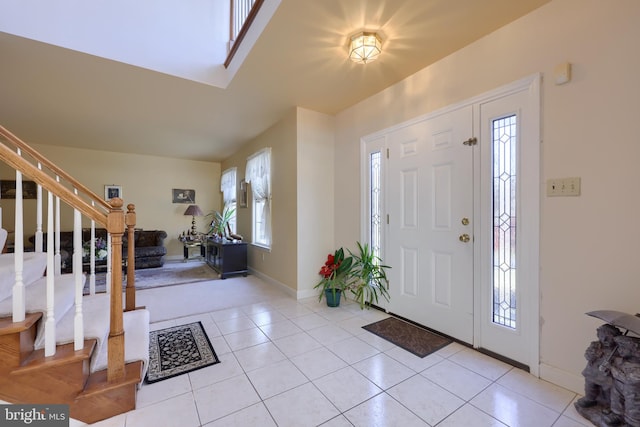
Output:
[[473, 74, 541, 376], [361, 74, 541, 375]]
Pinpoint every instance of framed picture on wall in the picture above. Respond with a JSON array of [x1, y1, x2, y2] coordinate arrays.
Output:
[[104, 185, 122, 201], [0, 180, 37, 199], [172, 189, 196, 204]]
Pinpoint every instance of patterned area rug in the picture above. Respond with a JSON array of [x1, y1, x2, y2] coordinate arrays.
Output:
[[146, 321, 220, 384], [362, 317, 452, 358], [84, 261, 218, 294]]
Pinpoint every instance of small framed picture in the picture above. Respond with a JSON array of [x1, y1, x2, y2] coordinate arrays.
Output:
[[104, 185, 122, 201], [172, 189, 196, 204]]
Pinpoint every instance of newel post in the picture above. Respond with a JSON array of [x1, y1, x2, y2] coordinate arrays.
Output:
[[125, 204, 136, 312], [106, 198, 125, 382]]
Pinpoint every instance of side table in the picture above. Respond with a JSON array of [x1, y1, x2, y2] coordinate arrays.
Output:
[[183, 241, 205, 261]]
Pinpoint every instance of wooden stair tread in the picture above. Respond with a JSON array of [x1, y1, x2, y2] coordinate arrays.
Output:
[[78, 360, 143, 398], [13, 339, 96, 374], [0, 312, 42, 335]]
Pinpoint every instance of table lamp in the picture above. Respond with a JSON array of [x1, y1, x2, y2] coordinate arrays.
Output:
[[184, 205, 204, 235]]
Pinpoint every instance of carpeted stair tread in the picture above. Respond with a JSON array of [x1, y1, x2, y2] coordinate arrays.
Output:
[[0, 252, 47, 300], [0, 273, 80, 350], [40, 293, 149, 378], [38, 293, 111, 372], [91, 308, 150, 381]]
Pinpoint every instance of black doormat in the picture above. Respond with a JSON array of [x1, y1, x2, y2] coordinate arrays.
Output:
[[362, 317, 452, 358], [146, 321, 220, 384]]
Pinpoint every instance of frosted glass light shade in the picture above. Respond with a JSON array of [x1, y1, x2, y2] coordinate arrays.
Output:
[[349, 32, 382, 64]]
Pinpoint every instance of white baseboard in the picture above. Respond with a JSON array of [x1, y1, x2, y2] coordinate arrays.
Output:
[[248, 268, 297, 298], [539, 363, 584, 395], [247, 268, 319, 300], [296, 288, 318, 300]]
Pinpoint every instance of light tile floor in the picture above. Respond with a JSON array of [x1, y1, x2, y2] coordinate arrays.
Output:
[[83, 277, 591, 427]]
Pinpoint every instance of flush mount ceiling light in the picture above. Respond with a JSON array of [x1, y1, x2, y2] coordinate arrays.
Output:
[[349, 31, 382, 64]]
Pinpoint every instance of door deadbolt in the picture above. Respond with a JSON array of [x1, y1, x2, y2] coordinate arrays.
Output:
[[461, 217, 469, 226], [459, 234, 471, 243]]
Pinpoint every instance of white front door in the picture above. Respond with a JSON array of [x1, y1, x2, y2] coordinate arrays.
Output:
[[364, 75, 540, 371], [386, 105, 474, 344]]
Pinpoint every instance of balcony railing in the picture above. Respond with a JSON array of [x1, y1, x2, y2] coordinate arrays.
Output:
[[225, 0, 264, 68]]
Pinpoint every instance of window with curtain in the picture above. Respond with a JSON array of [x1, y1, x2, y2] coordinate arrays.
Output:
[[220, 167, 237, 233], [245, 148, 271, 247]]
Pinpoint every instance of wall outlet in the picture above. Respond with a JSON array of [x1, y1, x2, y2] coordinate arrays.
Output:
[[547, 177, 581, 197]]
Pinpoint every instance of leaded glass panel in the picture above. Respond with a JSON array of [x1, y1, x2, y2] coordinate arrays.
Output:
[[370, 151, 382, 260], [492, 115, 517, 329]]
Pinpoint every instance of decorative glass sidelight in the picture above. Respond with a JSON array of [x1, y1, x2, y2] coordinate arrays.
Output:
[[370, 151, 382, 260], [492, 115, 517, 329]]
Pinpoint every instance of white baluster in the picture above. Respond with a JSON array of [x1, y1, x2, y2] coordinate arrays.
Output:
[[44, 191, 56, 356], [106, 233, 112, 295], [12, 166, 25, 322], [54, 176, 61, 275], [35, 162, 43, 252], [73, 194, 83, 351], [89, 214, 96, 295]]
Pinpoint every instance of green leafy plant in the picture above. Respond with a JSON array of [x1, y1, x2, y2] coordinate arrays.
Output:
[[207, 206, 236, 238], [348, 242, 390, 310], [314, 242, 390, 309], [314, 248, 353, 303]]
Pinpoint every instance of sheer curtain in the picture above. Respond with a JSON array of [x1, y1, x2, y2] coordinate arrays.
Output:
[[220, 167, 237, 233], [220, 168, 237, 205], [245, 148, 271, 246]]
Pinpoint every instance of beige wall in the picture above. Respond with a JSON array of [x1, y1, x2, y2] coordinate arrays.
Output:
[[296, 108, 336, 298], [334, 0, 640, 393], [222, 108, 298, 293], [0, 145, 221, 259]]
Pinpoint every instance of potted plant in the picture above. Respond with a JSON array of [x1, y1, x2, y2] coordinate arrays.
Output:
[[314, 248, 353, 307], [347, 242, 390, 310], [314, 242, 391, 309], [207, 206, 236, 240]]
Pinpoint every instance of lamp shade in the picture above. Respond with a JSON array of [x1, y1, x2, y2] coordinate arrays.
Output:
[[184, 205, 204, 217], [349, 32, 382, 64]]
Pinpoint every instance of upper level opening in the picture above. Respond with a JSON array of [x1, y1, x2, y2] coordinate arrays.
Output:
[[0, 0, 279, 89]]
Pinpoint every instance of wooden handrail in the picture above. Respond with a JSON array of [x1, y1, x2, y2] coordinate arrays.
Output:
[[224, 0, 265, 68], [0, 125, 110, 212], [0, 143, 107, 225]]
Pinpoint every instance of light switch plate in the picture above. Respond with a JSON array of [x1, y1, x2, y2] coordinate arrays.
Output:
[[547, 177, 581, 196]]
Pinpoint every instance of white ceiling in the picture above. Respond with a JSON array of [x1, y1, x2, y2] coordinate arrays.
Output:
[[0, 0, 550, 162]]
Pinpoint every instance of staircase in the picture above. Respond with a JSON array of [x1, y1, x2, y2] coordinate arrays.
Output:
[[0, 126, 150, 424]]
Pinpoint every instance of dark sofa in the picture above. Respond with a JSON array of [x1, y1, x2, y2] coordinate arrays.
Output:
[[29, 228, 167, 271]]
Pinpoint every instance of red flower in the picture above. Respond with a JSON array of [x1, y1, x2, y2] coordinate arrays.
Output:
[[319, 252, 342, 278]]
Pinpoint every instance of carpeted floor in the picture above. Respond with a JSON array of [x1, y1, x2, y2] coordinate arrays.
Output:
[[84, 261, 219, 294], [146, 321, 220, 383], [362, 316, 452, 358]]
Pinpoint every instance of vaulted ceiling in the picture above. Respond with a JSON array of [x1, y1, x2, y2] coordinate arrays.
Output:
[[0, 0, 550, 162]]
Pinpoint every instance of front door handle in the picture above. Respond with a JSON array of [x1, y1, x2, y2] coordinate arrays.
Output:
[[459, 234, 471, 243]]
